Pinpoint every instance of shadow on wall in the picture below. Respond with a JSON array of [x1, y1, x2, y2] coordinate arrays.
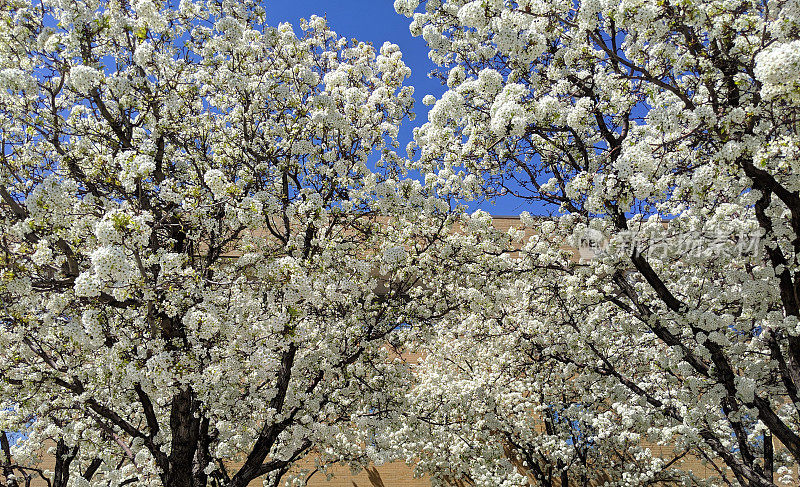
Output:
[[355, 466, 386, 487]]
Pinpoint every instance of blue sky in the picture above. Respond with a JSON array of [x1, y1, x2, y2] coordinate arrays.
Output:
[[264, 0, 443, 108], [264, 1, 530, 216]]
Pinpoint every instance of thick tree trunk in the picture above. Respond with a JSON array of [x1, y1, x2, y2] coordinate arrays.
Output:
[[764, 433, 773, 485], [1, 431, 19, 487], [52, 438, 77, 487], [166, 388, 201, 487]]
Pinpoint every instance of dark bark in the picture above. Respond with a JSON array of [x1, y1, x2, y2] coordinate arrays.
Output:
[[52, 439, 77, 487], [229, 344, 297, 487], [135, 383, 161, 439], [83, 458, 102, 481], [1, 431, 19, 487], [166, 388, 200, 487], [764, 433, 773, 484]]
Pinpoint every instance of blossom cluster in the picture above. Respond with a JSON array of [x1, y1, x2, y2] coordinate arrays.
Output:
[[0, 1, 455, 486]]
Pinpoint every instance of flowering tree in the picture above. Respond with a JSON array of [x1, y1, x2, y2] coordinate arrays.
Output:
[[382, 215, 704, 487], [0, 1, 468, 486], [395, 0, 800, 485]]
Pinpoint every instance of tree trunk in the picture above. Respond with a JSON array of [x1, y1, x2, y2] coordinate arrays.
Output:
[[166, 388, 201, 487]]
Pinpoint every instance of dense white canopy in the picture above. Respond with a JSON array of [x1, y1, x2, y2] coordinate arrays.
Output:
[[3, 0, 800, 486], [388, 0, 800, 485], [0, 1, 477, 486]]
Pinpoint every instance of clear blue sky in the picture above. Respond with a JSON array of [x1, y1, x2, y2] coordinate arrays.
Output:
[[264, 1, 530, 216]]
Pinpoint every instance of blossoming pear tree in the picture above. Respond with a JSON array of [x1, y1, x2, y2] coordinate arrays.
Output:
[[396, 0, 800, 485], [395, 234, 706, 487], [0, 1, 468, 486], [380, 214, 705, 487]]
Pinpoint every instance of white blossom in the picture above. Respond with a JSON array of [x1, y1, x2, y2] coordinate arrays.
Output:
[[68, 65, 103, 94]]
